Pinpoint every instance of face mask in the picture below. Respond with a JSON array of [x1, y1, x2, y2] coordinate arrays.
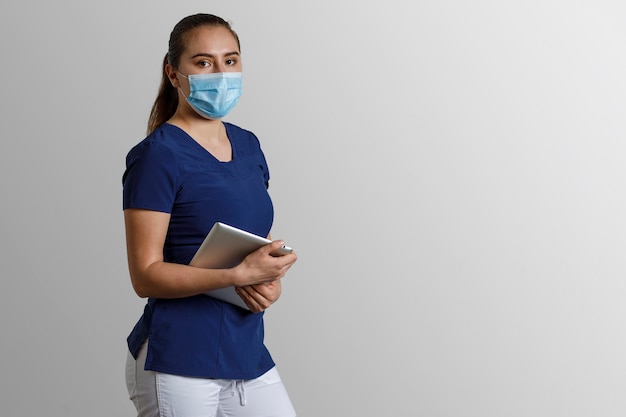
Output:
[[178, 72, 242, 119]]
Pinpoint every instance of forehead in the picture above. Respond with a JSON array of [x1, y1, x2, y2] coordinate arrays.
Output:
[[182, 25, 240, 55]]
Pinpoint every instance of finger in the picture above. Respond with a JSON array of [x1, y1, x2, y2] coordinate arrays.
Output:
[[253, 281, 281, 304], [236, 286, 270, 312], [266, 240, 288, 256]]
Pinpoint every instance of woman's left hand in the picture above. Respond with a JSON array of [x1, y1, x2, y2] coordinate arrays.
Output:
[[235, 279, 282, 313]]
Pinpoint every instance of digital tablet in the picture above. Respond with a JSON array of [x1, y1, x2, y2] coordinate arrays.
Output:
[[189, 222, 293, 309]]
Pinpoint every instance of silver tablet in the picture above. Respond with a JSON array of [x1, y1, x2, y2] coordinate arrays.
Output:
[[189, 222, 293, 309]]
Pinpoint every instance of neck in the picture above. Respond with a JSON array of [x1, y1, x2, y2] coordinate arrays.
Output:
[[169, 109, 225, 142], [167, 111, 232, 161]]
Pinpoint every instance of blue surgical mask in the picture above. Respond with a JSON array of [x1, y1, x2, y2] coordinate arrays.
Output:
[[178, 72, 242, 119]]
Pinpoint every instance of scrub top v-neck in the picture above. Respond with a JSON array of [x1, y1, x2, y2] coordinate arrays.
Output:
[[169, 123, 237, 164]]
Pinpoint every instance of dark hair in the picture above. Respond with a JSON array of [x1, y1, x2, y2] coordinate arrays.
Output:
[[146, 13, 241, 134]]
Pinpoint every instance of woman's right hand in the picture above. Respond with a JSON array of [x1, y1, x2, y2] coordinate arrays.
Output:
[[231, 240, 297, 287]]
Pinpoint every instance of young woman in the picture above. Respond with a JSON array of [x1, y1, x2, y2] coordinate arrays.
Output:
[[123, 13, 298, 417]]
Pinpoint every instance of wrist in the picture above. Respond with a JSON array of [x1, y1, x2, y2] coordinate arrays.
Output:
[[228, 264, 244, 287]]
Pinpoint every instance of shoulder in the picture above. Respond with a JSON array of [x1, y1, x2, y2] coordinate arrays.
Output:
[[123, 125, 185, 186], [223, 121, 256, 137], [224, 122, 262, 150], [126, 125, 180, 165]]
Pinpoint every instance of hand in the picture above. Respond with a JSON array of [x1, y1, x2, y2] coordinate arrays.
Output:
[[236, 279, 282, 313], [231, 240, 297, 287]]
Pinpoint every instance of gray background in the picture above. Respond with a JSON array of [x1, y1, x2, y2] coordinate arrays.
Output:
[[1, 1, 625, 416]]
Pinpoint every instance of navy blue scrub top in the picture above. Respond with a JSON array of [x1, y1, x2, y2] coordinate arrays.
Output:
[[122, 123, 276, 379]]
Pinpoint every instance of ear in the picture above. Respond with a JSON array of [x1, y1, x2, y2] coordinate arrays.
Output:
[[165, 63, 181, 88]]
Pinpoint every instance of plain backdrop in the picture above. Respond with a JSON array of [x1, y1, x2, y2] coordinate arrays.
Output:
[[1, 1, 625, 416]]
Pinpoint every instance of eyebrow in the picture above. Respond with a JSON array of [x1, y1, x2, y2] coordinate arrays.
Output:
[[190, 51, 240, 59]]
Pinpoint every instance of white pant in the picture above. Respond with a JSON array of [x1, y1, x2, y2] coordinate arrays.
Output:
[[125, 341, 296, 417]]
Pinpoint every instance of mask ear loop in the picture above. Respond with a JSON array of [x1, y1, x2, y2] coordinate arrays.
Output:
[[175, 72, 190, 99]]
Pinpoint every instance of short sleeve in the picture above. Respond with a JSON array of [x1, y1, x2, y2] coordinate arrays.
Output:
[[259, 148, 270, 188], [247, 129, 270, 188], [122, 140, 179, 213]]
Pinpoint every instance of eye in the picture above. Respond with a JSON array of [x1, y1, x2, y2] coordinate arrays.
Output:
[[226, 58, 238, 66], [198, 60, 212, 68]]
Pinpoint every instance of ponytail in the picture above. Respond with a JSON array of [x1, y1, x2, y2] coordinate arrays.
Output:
[[147, 53, 179, 135]]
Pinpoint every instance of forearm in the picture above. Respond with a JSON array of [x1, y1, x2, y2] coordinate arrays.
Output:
[[130, 261, 238, 299]]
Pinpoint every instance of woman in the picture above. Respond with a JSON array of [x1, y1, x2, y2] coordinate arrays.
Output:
[[123, 13, 298, 417]]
